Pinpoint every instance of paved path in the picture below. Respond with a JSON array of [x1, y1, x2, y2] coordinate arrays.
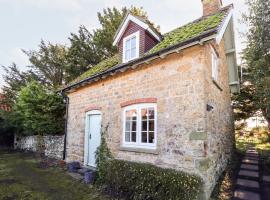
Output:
[[233, 147, 261, 200]]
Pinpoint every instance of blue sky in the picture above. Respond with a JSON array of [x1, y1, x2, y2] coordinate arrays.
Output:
[[0, 0, 247, 87]]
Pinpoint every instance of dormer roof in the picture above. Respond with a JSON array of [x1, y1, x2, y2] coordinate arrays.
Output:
[[112, 13, 162, 46], [62, 4, 234, 93]]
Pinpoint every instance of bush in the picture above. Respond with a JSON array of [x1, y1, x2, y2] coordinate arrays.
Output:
[[103, 159, 203, 200]]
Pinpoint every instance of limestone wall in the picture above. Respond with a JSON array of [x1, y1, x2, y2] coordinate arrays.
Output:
[[14, 135, 64, 159]]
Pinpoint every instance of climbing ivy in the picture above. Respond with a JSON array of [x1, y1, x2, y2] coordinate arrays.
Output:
[[95, 125, 113, 184]]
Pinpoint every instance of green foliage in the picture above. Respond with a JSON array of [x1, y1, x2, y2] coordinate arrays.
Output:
[[15, 81, 65, 136], [95, 125, 113, 184], [103, 159, 203, 200], [149, 12, 225, 54], [1, 63, 40, 106], [24, 41, 69, 89], [232, 76, 257, 121], [66, 25, 102, 82], [241, 0, 270, 128]]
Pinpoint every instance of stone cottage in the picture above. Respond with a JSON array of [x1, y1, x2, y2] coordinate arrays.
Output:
[[62, 0, 239, 198]]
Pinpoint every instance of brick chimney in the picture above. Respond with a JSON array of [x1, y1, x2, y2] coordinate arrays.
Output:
[[202, 0, 222, 16]]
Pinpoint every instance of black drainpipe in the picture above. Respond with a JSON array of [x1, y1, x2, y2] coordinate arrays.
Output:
[[63, 96, 69, 160]]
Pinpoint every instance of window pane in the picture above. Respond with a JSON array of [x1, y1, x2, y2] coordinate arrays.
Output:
[[131, 48, 136, 58], [126, 110, 137, 121], [141, 109, 147, 120], [125, 121, 131, 132], [125, 132, 130, 142], [132, 121, 137, 131], [141, 132, 147, 143], [131, 37, 136, 48], [148, 108, 155, 119], [131, 132, 136, 142], [125, 49, 130, 61], [142, 120, 147, 132], [149, 120, 154, 132], [149, 132, 154, 143], [125, 39, 130, 49]]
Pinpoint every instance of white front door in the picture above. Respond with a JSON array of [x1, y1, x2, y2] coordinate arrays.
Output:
[[84, 111, 101, 167]]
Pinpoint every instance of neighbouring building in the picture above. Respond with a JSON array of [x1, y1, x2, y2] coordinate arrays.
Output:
[[0, 94, 11, 112], [61, 0, 239, 198]]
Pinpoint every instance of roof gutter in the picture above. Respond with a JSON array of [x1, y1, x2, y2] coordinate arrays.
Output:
[[61, 29, 218, 93]]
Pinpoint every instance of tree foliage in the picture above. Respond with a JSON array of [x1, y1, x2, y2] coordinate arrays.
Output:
[[24, 41, 69, 89], [15, 81, 65, 136], [240, 0, 270, 128], [1, 63, 40, 106]]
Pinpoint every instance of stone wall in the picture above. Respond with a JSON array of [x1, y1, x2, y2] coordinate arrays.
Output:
[[66, 40, 234, 199], [14, 135, 64, 160]]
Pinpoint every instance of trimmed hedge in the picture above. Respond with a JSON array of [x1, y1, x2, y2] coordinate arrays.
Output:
[[104, 159, 203, 200]]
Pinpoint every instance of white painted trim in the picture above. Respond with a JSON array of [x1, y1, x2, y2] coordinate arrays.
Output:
[[122, 103, 157, 150], [122, 31, 140, 63], [211, 46, 219, 81], [225, 48, 235, 54], [83, 110, 102, 166], [216, 8, 233, 44], [113, 14, 161, 46], [229, 81, 239, 86]]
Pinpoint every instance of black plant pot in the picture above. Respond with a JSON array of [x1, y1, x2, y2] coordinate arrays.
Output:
[[84, 171, 96, 184], [67, 162, 81, 173]]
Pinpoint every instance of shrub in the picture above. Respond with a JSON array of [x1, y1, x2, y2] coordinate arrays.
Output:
[[95, 125, 112, 184], [103, 159, 203, 200]]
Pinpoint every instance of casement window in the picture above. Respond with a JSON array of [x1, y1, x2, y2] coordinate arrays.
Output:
[[211, 47, 219, 81], [123, 31, 140, 63], [122, 103, 157, 149]]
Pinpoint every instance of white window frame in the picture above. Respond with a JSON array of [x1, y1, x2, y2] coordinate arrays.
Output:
[[122, 103, 157, 149], [211, 47, 219, 81], [122, 31, 140, 63]]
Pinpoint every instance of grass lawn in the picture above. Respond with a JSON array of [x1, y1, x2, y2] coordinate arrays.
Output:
[[0, 150, 110, 200]]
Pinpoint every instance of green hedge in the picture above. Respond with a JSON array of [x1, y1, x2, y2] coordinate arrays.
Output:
[[103, 159, 203, 200]]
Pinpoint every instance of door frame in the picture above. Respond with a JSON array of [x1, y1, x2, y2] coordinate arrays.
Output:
[[84, 110, 102, 167]]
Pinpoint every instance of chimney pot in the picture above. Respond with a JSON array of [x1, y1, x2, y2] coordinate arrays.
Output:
[[202, 0, 222, 16]]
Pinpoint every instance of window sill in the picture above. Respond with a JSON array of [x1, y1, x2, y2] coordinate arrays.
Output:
[[119, 146, 159, 155], [212, 79, 223, 91]]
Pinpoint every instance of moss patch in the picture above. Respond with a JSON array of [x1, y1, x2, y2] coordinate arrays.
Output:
[[148, 12, 225, 54], [0, 150, 109, 200], [69, 55, 120, 86]]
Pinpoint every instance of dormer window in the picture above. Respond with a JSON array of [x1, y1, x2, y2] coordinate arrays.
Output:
[[123, 31, 140, 63]]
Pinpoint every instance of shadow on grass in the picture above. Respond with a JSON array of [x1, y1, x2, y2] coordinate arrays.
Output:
[[0, 150, 109, 200]]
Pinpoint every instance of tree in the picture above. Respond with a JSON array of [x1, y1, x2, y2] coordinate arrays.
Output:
[[15, 81, 65, 136], [1, 63, 40, 106], [66, 26, 102, 81], [23, 40, 69, 89], [241, 0, 270, 129]]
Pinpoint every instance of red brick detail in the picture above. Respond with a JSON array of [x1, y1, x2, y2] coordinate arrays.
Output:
[[84, 106, 102, 112], [0, 94, 11, 112], [120, 98, 157, 107], [202, 0, 222, 16]]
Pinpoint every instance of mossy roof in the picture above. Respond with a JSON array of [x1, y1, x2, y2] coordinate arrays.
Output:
[[68, 55, 120, 86], [64, 6, 230, 91]]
